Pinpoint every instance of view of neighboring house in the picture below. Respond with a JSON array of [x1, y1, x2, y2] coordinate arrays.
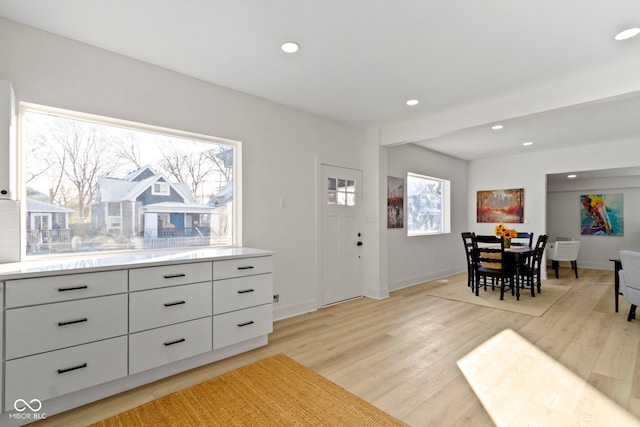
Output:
[[25, 188, 75, 253], [92, 165, 216, 244]]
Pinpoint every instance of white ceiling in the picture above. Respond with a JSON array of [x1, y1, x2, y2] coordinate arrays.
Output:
[[1, 0, 640, 162]]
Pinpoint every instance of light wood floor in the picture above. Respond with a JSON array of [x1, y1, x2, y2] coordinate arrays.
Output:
[[32, 267, 640, 426]]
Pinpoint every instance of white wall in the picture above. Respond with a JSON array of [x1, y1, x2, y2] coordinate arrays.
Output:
[[386, 144, 468, 290], [547, 176, 640, 269], [469, 140, 640, 272], [4, 17, 637, 321], [0, 18, 385, 320]]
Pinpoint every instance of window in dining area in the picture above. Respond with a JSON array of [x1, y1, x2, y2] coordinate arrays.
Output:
[[406, 172, 450, 236]]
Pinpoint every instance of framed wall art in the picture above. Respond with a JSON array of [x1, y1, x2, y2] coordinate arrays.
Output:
[[387, 176, 404, 228], [580, 194, 624, 236], [476, 188, 524, 223]]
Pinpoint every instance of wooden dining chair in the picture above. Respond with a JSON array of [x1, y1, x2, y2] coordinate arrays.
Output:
[[511, 232, 533, 247], [519, 234, 549, 295], [471, 235, 514, 300], [461, 232, 476, 289]]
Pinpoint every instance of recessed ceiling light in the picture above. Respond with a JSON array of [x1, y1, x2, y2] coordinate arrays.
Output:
[[614, 27, 640, 41], [406, 99, 419, 106], [491, 124, 504, 130], [522, 141, 533, 146], [281, 41, 300, 53], [567, 174, 577, 179]]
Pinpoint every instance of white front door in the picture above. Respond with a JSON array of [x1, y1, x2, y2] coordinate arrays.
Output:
[[320, 164, 363, 306]]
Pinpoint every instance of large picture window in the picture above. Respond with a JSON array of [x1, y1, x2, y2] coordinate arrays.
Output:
[[406, 172, 450, 236], [21, 104, 239, 256]]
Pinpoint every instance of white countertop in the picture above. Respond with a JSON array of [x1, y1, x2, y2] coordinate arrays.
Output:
[[0, 247, 272, 280]]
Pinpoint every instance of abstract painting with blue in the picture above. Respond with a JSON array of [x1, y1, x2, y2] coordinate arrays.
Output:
[[580, 194, 624, 236]]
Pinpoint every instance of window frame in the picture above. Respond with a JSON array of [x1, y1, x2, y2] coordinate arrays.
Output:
[[151, 182, 170, 196], [406, 172, 451, 236], [18, 102, 243, 260]]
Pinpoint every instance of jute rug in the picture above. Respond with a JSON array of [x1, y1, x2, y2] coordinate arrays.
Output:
[[89, 354, 407, 426], [422, 274, 570, 317]]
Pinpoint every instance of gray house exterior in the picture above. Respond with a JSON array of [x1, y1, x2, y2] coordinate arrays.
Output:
[[92, 166, 215, 240], [26, 197, 75, 252]]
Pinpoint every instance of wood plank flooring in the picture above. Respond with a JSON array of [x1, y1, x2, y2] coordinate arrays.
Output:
[[31, 267, 640, 426]]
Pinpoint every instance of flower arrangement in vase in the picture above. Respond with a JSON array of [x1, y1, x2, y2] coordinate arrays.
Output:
[[494, 221, 518, 248]]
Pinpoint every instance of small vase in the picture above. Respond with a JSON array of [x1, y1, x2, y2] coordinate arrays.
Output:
[[504, 238, 511, 248]]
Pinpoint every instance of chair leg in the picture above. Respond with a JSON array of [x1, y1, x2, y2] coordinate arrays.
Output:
[[628, 304, 637, 322], [552, 260, 559, 278], [572, 260, 578, 278], [529, 277, 535, 297]]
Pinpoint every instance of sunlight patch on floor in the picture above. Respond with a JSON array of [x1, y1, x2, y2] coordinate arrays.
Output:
[[457, 329, 640, 426]]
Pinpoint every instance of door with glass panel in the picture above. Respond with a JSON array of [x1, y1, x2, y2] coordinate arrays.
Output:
[[320, 164, 363, 306]]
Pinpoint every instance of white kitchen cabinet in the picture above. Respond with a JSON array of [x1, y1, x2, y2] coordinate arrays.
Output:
[[129, 317, 213, 374], [5, 270, 128, 308], [129, 281, 212, 333], [213, 304, 273, 349], [4, 336, 128, 409], [5, 294, 127, 360], [0, 248, 272, 418], [212, 257, 273, 350]]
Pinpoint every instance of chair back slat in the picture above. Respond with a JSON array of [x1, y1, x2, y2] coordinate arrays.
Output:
[[472, 235, 505, 270], [511, 232, 533, 247], [530, 234, 549, 267]]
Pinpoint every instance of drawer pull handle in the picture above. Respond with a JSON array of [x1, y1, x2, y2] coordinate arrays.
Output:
[[163, 273, 186, 279], [237, 289, 255, 294], [237, 266, 254, 270], [164, 300, 186, 307], [58, 318, 88, 327], [238, 320, 255, 327], [58, 285, 88, 292], [58, 363, 87, 374], [164, 338, 186, 346]]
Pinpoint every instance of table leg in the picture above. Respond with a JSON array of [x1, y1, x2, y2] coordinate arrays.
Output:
[[614, 261, 621, 313], [514, 253, 521, 300]]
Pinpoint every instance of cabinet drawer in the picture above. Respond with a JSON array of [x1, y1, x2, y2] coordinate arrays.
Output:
[[5, 270, 127, 308], [4, 336, 127, 410], [5, 294, 128, 360], [213, 256, 272, 280], [129, 281, 212, 333], [129, 317, 213, 375], [129, 262, 212, 291], [213, 274, 272, 315], [213, 303, 273, 350]]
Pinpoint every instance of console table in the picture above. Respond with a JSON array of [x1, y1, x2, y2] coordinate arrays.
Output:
[[0, 247, 273, 424]]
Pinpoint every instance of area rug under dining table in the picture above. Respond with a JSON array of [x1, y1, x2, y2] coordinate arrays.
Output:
[[89, 354, 407, 426], [421, 273, 570, 317]]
